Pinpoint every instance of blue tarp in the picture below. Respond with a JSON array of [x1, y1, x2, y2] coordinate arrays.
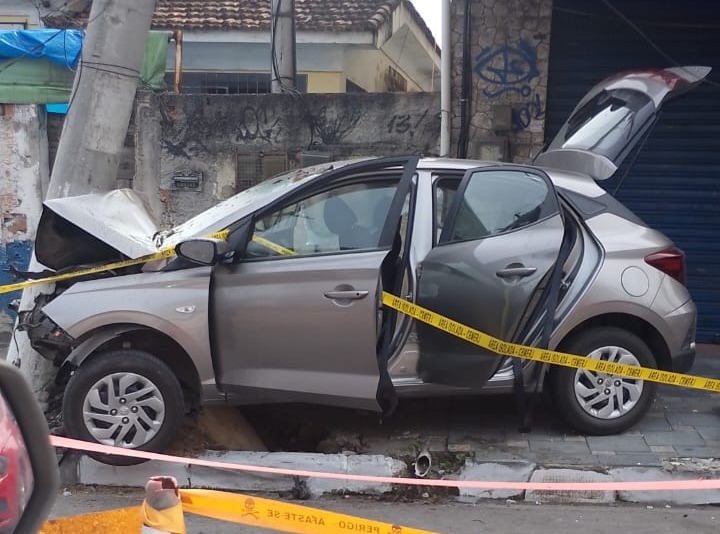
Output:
[[0, 29, 83, 69]]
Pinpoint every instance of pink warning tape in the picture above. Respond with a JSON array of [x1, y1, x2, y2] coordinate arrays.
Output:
[[51, 436, 720, 492]]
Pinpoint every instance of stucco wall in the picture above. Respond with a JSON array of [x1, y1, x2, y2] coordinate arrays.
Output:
[[0, 105, 48, 332], [305, 71, 345, 93], [134, 91, 440, 226], [451, 0, 553, 163], [344, 48, 424, 93]]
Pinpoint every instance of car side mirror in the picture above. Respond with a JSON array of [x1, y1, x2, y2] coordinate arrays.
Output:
[[175, 238, 230, 266], [0, 360, 58, 534]]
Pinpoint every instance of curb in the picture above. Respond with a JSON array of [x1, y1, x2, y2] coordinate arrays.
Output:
[[60, 451, 720, 506], [62, 451, 407, 498]]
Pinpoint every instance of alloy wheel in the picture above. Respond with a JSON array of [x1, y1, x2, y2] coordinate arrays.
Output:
[[573, 345, 645, 420], [82, 372, 166, 448]]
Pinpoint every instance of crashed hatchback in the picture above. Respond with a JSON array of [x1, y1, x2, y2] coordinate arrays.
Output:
[[18, 67, 705, 464]]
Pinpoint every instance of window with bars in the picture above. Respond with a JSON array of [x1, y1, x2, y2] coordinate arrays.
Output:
[[167, 72, 308, 94], [0, 20, 28, 29], [385, 66, 407, 92], [236, 152, 289, 193]]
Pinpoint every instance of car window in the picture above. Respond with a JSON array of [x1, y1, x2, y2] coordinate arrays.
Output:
[[550, 88, 655, 162], [247, 179, 399, 258], [442, 170, 556, 243], [433, 177, 461, 243]]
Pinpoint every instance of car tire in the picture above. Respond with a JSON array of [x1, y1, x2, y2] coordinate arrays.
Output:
[[550, 327, 657, 435], [63, 349, 184, 466]]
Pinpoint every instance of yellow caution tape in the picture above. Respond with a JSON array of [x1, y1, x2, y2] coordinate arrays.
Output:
[[0, 248, 176, 295], [179, 489, 441, 534], [39, 507, 142, 534], [382, 292, 720, 393], [40, 493, 440, 534], [0, 230, 229, 296], [0, 229, 292, 295], [252, 234, 296, 256]]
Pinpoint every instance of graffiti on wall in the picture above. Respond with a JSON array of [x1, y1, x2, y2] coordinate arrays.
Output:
[[234, 106, 282, 144], [475, 39, 539, 98], [386, 109, 441, 137], [304, 105, 362, 145], [475, 39, 545, 130], [512, 92, 546, 130]]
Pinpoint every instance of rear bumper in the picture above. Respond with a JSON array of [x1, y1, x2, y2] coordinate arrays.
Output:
[[664, 299, 697, 374], [673, 343, 696, 374]]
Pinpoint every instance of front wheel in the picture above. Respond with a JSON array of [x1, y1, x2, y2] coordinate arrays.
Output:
[[63, 349, 184, 465], [550, 327, 657, 435]]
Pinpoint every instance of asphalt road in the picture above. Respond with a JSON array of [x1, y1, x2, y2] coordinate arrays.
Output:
[[49, 487, 720, 534]]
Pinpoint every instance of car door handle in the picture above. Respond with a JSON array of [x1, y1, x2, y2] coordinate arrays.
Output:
[[496, 267, 537, 279], [324, 290, 369, 300]]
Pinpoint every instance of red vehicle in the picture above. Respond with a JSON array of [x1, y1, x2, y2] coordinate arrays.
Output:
[[0, 394, 31, 534]]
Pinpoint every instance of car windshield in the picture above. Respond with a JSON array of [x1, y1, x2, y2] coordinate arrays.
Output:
[[155, 163, 335, 244]]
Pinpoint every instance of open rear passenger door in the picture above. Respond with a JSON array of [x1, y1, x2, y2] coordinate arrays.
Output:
[[415, 167, 566, 388]]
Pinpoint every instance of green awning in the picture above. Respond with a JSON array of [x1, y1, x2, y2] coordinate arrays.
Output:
[[0, 31, 170, 104], [0, 57, 75, 103]]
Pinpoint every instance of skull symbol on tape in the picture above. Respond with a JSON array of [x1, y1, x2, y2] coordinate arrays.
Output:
[[242, 497, 259, 519]]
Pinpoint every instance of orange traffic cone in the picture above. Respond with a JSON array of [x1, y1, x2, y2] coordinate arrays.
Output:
[[140, 476, 186, 534]]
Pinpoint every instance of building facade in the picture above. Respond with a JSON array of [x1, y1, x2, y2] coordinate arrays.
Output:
[[152, 0, 440, 94]]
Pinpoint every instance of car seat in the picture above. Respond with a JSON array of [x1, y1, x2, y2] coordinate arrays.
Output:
[[323, 196, 374, 250]]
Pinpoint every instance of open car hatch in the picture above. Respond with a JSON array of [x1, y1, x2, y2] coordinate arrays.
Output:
[[535, 66, 711, 180]]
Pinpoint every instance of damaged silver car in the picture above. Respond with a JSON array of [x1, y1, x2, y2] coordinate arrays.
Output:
[[17, 67, 705, 464]]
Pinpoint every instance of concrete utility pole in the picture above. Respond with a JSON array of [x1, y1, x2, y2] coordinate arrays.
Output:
[[270, 0, 297, 93], [48, 0, 157, 197], [7, 0, 157, 405]]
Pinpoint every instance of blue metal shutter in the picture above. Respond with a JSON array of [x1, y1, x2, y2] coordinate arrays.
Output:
[[546, 0, 720, 343]]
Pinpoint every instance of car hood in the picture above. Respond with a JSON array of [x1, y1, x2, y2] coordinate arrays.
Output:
[[37, 189, 163, 270], [535, 66, 711, 180]]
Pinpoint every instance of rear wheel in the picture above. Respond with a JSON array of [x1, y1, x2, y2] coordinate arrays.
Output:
[[550, 327, 657, 435], [63, 349, 184, 465]]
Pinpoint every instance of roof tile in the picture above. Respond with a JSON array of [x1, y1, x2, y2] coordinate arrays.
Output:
[[152, 1, 435, 48]]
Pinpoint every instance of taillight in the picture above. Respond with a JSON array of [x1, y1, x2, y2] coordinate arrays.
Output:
[[645, 247, 686, 286]]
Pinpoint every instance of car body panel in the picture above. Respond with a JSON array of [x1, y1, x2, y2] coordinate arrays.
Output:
[[38, 189, 160, 269], [416, 213, 564, 387], [41, 267, 216, 388], [212, 250, 389, 410], [548, 212, 694, 366], [413, 164, 566, 389]]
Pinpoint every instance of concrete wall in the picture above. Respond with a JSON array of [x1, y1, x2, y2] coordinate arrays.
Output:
[[0, 105, 48, 332], [451, 0, 553, 163], [134, 91, 440, 226]]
